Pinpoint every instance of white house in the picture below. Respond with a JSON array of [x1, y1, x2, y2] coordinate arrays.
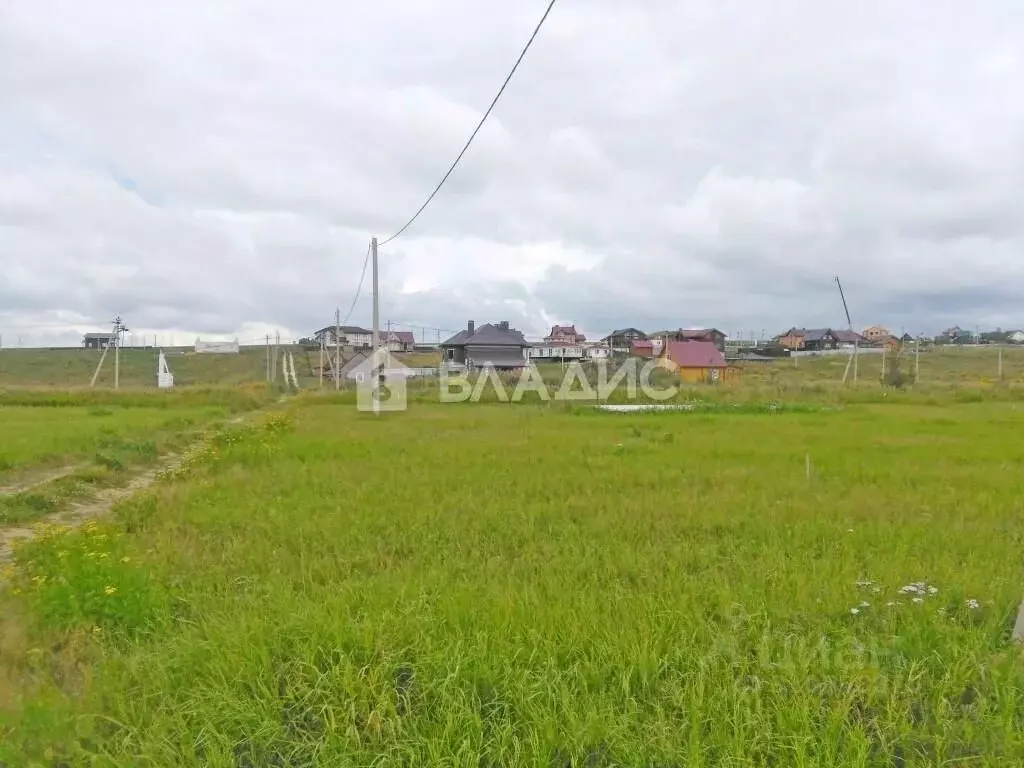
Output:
[[1009, 331, 1024, 344], [314, 325, 372, 348], [529, 343, 586, 361], [585, 344, 611, 360]]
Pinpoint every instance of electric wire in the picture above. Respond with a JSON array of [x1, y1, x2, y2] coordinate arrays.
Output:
[[379, 0, 558, 245]]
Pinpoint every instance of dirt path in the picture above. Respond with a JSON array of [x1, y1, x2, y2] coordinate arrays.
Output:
[[0, 465, 83, 497], [0, 401, 288, 570], [0, 455, 182, 566]]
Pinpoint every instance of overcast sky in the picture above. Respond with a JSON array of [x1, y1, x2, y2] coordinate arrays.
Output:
[[2, 0, 1022, 346]]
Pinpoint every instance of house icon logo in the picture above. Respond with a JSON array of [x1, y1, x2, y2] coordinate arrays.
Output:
[[355, 347, 409, 412]]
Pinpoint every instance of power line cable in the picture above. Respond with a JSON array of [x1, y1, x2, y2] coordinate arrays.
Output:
[[339, 239, 372, 326], [379, 0, 558, 246]]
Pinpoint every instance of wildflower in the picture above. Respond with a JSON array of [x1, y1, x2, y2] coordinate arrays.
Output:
[[850, 608, 860, 615], [966, 599, 980, 610], [121, 556, 130, 564], [886, 601, 897, 607], [854, 580, 874, 588], [912, 597, 923, 604], [91, 625, 101, 635], [103, 585, 117, 596], [858, 601, 870, 608], [928, 586, 939, 595], [872, 587, 882, 594]]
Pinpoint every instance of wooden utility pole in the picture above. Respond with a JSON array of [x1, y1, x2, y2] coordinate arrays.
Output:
[[265, 335, 270, 381], [111, 316, 127, 390], [319, 336, 324, 388], [999, 347, 1003, 380], [915, 337, 920, 384], [370, 236, 381, 412], [334, 307, 341, 390]]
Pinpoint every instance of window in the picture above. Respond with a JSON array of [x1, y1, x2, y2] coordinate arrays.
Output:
[[355, 373, 364, 383], [446, 348, 454, 360]]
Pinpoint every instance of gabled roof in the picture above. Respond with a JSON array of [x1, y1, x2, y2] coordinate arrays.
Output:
[[442, 323, 528, 348], [678, 328, 725, 338], [338, 350, 410, 377], [388, 330, 415, 344], [441, 329, 472, 346], [84, 332, 116, 339], [664, 341, 727, 368], [315, 325, 371, 335], [465, 323, 528, 347], [803, 328, 835, 342], [833, 329, 865, 344]]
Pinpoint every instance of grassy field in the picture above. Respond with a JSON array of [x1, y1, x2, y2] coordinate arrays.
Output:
[[0, 347, 443, 389], [0, 389, 272, 527], [3, 397, 1024, 765]]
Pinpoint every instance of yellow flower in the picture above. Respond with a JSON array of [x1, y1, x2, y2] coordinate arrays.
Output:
[[91, 625, 102, 635], [104, 585, 117, 596]]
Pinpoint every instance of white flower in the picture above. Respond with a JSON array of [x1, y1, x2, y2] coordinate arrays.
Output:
[[859, 601, 870, 608], [850, 607, 860, 615], [928, 586, 939, 595], [872, 587, 882, 594], [855, 580, 874, 588], [912, 597, 924, 604], [886, 601, 897, 607], [966, 599, 980, 610]]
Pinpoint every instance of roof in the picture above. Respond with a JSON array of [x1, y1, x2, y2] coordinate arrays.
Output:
[[338, 351, 410, 377], [440, 329, 472, 346], [442, 323, 528, 348], [610, 327, 645, 336], [389, 331, 415, 344], [678, 328, 725, 338], [664, 341, 727, 368], [315, 325, 371, 335], [84, 332, 116, 339], [465, 323, 528, 347], [832, 329, 864, 344], [547, 324, 580, 336], [803, 328, 835, 342]]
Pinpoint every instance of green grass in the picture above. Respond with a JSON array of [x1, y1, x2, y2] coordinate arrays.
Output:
[[0, 347, 271, 389], [0, 405, 210, 481], [3, 401, 1024, 765], [0, 347, 442, 389], [0, 389, 272, 526]]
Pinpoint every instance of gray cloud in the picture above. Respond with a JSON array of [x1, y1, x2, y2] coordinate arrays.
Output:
[[1, 0, 1023, 348]]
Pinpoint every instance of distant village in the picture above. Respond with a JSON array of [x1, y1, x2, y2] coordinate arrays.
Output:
[[298, 321, 1024, 386]]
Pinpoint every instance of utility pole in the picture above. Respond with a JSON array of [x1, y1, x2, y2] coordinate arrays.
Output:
[[334, 307, 341, 390], [275, 331, 281, 383], [319, 336, 324, 388], [370, 236, 381, 413], [111, 316, 128, 390], [999, 347, 1003, 381], [915, 336, 920, 384], [265, 335, 270, 382]]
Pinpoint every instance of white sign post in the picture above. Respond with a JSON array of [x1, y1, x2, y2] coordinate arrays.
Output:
[[157, 350, 175, 388]]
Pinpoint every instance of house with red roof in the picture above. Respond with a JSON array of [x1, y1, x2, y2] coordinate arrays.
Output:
[[544, 324, 586, 345], [660, 340, 738, 383]]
